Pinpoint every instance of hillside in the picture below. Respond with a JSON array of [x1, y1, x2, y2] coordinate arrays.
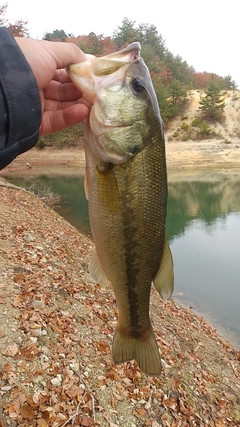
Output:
[[164, 89, 240, 171], [165, 89, 240, 143], [2, 90, 240, 177]]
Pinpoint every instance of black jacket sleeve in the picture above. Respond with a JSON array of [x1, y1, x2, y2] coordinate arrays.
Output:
[[0, 28, 41, 170]]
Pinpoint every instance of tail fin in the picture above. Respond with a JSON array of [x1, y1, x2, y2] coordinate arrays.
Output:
[[112, 326, 162, 376]]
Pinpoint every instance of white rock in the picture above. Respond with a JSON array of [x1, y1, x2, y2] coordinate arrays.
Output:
[[51, 376, 62, 387]]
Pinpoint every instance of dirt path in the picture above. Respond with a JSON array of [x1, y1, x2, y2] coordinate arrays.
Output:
[[0, 145, 240, 426]]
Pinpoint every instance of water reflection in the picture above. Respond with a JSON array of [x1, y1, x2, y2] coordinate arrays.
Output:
[[167, 171, 240, 348], [167, 172, 240, 242], [2, 169, 240, 349], [171, 215, 240, 347]]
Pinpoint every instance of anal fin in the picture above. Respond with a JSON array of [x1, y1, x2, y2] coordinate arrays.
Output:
[[153, 240, 174, 300], [88, 249, 109, 288]]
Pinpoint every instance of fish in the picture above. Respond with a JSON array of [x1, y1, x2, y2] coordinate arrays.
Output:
[[67, 42, 174, 376]]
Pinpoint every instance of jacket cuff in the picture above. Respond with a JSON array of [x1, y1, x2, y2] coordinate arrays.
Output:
[[0, 28, 41, 169]]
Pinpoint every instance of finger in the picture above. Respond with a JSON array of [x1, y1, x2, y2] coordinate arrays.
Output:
[[40, 104, 90, 136], [49, 42, 88, 70], [53, 69, 72, 84], [43, 96, 91, 111], [44, 80, 83, 102]]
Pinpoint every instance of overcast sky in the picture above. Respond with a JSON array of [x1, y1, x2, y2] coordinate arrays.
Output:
[[5, 0, 240, 87]]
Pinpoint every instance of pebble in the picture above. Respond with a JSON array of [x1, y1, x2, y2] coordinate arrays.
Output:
[[41, 346, 51, 355], [30, 328, 42, 337], [32, 300, 45, 309], [69, 361, 79, 371], [23, 233, 35, 242], [40, 354, 49, 363], [161, 358, 171, 369], [51, 374, 62, 387]]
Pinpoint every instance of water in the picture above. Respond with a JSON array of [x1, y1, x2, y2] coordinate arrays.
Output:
[[2, 169, 240, 349]]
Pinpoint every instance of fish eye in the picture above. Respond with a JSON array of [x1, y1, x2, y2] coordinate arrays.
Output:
[[131, 78, 145, 94]]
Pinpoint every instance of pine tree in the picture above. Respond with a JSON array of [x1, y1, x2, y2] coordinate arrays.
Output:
[[199, 82, 225, 121]]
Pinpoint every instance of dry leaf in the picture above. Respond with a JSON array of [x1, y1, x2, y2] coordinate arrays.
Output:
[[20, 404, 35, 419], [2, 344, 18, 357]]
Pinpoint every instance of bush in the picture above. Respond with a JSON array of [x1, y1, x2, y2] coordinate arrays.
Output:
[[180, 122, 189, 131], [191, 117, 215, 139], [23, 180, 62, 208], [36, 139, 45, 150]]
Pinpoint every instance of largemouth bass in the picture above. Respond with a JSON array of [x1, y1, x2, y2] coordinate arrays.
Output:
[[68, 42, 174, 376]]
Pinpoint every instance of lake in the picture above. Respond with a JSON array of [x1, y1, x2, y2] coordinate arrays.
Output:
[[3, 168, 240, 350]]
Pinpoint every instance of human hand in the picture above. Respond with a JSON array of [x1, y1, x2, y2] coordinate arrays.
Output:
[[15, 37, 91, 136]]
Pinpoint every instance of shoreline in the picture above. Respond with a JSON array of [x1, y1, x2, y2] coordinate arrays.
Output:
[[1, 139, 240, 176]]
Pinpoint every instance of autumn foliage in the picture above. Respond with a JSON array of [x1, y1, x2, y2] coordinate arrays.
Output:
[[1, 3, 237, 123], [46, 18, 236, 122], [0, 2, 28, 37]]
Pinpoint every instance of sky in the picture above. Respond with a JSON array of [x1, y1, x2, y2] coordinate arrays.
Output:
[[4, 0, 240, 87]]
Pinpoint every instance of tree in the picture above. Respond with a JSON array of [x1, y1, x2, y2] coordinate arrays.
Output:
[[152, 80, 171, 123], [0, 3, 8, 26], [0, 2, 29, 37], [219, 75, 237, 90], [137, 23, 166, 61], [165, 51, 194, 85], [192, 71, 220, 89], [101, 36, 117, 55], [167, 79, 188, 107], [199, 82, 225, 121], [112, 17, 139, 48], [78, 32, 104, 55], [43, 29, 69, 42], [8, 19, 29, 37]]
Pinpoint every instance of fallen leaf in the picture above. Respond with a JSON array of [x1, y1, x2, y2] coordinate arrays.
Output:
[[20, 404, 35, 419], [2, 344, 18, 357]]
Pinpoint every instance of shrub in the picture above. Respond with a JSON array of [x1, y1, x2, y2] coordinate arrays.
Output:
[[24, 180, 62, 208], [191, 117, 215, 139], [36, 139, 45, 150], [180, 122, 189, 131]]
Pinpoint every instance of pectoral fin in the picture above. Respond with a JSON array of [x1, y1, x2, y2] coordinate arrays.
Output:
[[88, 249, 109, 288], [152, 240, 174, 300]]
